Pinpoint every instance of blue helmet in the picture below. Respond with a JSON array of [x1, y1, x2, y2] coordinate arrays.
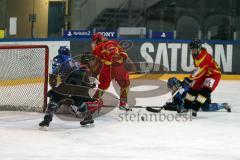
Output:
[[58, 46, 70, 55], [52, 46, 72, 74], [167, 77, 181, 92]]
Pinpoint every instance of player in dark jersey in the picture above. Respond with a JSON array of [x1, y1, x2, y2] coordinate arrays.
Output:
[[163, 77, 231, 113], [39, 46, 102, 130]]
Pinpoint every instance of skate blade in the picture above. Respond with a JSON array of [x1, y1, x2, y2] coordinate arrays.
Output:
[[81, 123, 95, 128], [39, 126, 49, 131]]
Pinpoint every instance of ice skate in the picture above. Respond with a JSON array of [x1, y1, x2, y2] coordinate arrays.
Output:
[[39, 120, 50, 131], [119, 101, 132, 111], [80, 114, 94, 126], [223, 103, 231, 112]]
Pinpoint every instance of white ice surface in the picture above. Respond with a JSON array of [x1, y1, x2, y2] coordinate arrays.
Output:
[[0, 80, 240, 160]]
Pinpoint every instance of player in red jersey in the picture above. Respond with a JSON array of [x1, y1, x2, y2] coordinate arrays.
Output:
[[183, 39, 222, 117], [91, 33, 131, 111]]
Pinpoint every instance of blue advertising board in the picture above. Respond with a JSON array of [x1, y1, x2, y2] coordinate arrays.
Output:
[[64, 30, 117, 39], [64, 30, 92, 38]]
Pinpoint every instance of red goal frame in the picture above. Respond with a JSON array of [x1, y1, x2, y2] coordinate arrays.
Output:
[[0, 45, 49, 112]]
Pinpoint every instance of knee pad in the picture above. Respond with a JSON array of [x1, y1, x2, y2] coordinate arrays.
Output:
[[184, 89, 197, 109], [196, 94, 207, 104], [185, 93, 196, 102], [191, 88, 211, 111], [196, 88, 211, 105]]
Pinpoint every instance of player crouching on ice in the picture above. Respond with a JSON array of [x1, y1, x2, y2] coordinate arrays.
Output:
[[162, 77, 231, 114], [39, 46, 103, 129], [168, 39, 230, 117]]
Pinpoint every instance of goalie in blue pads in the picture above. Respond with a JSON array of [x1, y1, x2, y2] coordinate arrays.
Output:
[[39, 46, 102, 129]]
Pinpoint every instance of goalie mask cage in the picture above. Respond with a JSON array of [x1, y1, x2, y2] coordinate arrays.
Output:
[[0, 45, 49, 112]]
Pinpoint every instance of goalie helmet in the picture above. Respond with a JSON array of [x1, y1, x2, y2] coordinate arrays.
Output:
[[58, 46, 70, 56], [167, 77, 181, 93], [52, 46, 72, 74]]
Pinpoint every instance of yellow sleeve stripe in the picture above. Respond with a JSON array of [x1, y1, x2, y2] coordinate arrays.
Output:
[[208, 67, 221, 74], [194, 54, 207, 67], [190, 66, 207, 80]]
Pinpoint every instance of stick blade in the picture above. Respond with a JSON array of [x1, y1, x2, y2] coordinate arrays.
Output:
[[146, 107, 162, 113]]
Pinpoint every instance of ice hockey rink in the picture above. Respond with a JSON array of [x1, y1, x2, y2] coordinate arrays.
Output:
[[0, 80, 240, 160]]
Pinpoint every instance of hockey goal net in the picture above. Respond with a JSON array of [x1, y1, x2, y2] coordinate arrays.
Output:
[[0, 45, 49, 112]]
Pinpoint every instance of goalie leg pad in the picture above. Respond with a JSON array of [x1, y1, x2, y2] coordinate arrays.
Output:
[[77, 99, 103, 114], [39, 100, 59, 128], [44, 101, 58, 122], [87, 99, 103, 113], [43, 93, 64, 122]]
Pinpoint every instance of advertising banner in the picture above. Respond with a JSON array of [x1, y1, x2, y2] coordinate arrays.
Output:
[[95, 30, 118, 38], [70, 40, 240, 74], [126, 41, 238, 74], [64, 30, 91, 38]]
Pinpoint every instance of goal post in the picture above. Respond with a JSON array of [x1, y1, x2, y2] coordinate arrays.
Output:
[[0, 45, 49, 112]]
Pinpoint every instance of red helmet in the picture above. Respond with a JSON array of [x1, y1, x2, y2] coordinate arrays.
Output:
[[92, 32, 105, 42]]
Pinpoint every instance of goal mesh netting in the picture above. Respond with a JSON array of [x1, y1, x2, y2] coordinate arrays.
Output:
[[0, 45, 49, 112]]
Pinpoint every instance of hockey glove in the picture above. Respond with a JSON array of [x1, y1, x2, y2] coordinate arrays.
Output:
[[163, 102, 178, 111], [49, 74, 57, 87], [181, 77, 193, 87]]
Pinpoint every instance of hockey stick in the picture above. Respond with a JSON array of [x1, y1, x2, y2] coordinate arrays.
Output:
[[102, 105, 164, 109], [88, 77, 181, 112], [146, 106, 164, 113], [145, 87, 182, 113], [91, 87, 155, 111], [93, 87, 165, 111]]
